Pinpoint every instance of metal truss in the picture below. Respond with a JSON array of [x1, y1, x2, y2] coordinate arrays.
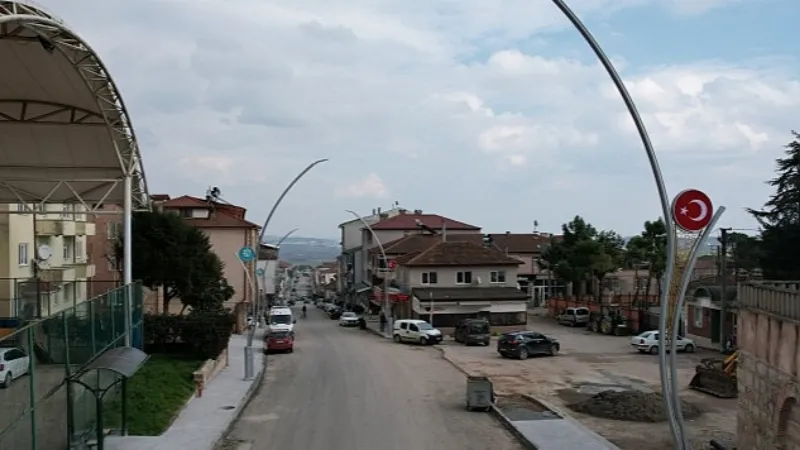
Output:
[[0, 178, 125, 214], [0, 1, 151, 211], [0, 99, 106, 126]]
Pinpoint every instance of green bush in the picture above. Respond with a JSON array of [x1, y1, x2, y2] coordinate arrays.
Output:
[[143, 310, 234, 360]]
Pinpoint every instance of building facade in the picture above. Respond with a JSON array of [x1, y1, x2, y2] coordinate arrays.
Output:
[[737, 281, 800, 449], [0, 204, 96, 319]]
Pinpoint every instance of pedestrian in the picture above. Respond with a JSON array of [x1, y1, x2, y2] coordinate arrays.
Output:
[[379, 311, 387, 333]]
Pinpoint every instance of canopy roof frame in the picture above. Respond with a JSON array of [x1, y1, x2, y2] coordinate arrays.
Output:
[[0, 1, 150, 211]]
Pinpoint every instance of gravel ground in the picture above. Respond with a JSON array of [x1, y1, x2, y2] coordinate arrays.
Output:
[[567, 390, 703, 423], [217, 308, 523, 450]]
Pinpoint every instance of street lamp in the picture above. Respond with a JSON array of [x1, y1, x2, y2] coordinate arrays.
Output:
[[345, 209, 392, 338], [243, 158, 329, 380], [549, 1, 682, 446], [275, 228, 299, 250]]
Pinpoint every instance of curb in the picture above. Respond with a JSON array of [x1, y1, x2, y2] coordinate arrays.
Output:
[[213, 347, 268, 449]]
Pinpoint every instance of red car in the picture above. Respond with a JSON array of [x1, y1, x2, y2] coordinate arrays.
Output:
[[266, 331, 294, 353]]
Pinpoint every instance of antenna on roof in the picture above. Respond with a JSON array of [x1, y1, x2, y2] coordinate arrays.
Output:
[[533, 220, 539, 233], [442, 218, 447, 242], [415, 219, 437, 235], [206, 186, 221, 202]]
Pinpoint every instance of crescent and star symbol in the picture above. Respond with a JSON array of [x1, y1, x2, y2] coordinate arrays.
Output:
[[671, 189, 713, 232]]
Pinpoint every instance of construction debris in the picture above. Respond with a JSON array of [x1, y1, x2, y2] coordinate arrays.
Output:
[[567, 390, 702, 423]]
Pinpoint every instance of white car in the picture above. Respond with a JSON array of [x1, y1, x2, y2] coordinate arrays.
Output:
[[631, 331, 695, 354], [0, 347, 30, 388], [339, 312, 361, 327], [392, 319, 442, 345]]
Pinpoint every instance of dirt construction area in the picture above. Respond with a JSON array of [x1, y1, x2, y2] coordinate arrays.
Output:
[[439, 315, 737, 450]]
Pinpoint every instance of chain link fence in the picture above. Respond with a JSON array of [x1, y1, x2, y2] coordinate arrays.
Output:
[[0, 282, 143, 450]]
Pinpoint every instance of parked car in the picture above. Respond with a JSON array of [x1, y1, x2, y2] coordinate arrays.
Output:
[[454, 318, 491, 346], [265, 331, 294, 353], [339, 312, 361, 327], [557, 307, 591, 327], [0, 347, 30, 388], [631, 331, 695, 354], [392, 319, 442, 345], [497, 331, 559, 359], [329, 308, 343, 320]]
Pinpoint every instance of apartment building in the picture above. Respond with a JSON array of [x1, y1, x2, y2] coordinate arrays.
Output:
[[0, 203, 96, 319], [86, 204, 122, 299], [154, 195, 259, 332]]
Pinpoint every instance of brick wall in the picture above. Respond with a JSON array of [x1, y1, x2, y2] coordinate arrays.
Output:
[[738, 282, 800, 449]]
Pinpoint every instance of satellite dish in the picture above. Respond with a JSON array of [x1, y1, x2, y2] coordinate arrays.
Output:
[[37, 244, 52, 261]]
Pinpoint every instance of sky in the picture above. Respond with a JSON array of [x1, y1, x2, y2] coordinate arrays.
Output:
[[37, 0, 800, 239]]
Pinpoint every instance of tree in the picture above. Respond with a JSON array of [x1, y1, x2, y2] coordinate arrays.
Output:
[[637, 219, 668, 298], [116, 210, 233, 313], [625, 235, 648, 302], [748, 131, 800, 279], [724, 232, 762, 274]]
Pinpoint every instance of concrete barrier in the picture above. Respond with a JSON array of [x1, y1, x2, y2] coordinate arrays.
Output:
[[192, 348, 229, 397]]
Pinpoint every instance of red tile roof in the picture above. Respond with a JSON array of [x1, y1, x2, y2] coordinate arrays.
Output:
[[369, 213, 480, 231], [488, 233, 560, 254], [161, 195, 259, 229], [150, 194, 171, 201], [401, 241, 522, 267], [371, 234, 483, 255]]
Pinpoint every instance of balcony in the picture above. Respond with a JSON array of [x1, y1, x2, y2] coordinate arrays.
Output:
[[40, 267, 76, 283], [35, 219, 96, 236], [69, 262, 96, 279]]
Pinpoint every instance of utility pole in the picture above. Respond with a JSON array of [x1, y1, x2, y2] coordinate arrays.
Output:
[[719, 228, 731, 350]]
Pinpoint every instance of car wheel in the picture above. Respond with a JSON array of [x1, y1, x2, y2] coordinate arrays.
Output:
[[419, 336, 428, 345], [649, 346, 659, 355], [1, 373, 11, 388], [393, 334, 401, 343], [684, 344, 695, 353], [549, 344, 559, 356], [518, 347, 529, 360]]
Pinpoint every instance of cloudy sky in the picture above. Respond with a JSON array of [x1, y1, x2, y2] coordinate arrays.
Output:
[[39, 0, 800, 239]]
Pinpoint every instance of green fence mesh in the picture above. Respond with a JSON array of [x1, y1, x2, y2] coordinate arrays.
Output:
[[0, 282, 143, 450]]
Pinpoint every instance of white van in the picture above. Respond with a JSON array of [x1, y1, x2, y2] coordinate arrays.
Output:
[[392, 319, 442, 345], [267, 307, 296, 334]]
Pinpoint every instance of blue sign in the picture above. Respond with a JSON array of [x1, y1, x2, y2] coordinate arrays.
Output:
[[238, 247, 256, 262], [256, 268, 265, 276]]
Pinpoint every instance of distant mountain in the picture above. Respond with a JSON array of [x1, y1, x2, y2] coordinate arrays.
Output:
[[263, 236, 339, 265]]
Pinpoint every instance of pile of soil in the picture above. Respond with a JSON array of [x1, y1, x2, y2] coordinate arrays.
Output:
[[567, 390, 702, 423]]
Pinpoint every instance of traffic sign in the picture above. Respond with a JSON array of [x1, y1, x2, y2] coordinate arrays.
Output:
[[388, 260, 397, 270], [238, 247, 256, 262], [671, 189, 713, 232], [256, 268, 265, 276]]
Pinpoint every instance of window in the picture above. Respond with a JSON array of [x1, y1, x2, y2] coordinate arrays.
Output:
[[693, 306, 703, 328], [421, 271, 438, 285], [16, 203, 26, 214], [489, 312, 526, 326], [106, 222, 122, 241], [61, 204, 70, 218], [456, 271, 472, 285], [63, 237, 74, 261], [18, 243, 29, 266], [490, 270, 506, 283], [75, 237, 83, 260]]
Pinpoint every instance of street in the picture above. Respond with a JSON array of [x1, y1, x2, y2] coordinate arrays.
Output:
[[217, 307, 522, 450]]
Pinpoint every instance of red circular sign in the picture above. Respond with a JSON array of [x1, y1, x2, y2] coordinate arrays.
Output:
[[671, 189, 713, 232], [388, 260, 397, 270]]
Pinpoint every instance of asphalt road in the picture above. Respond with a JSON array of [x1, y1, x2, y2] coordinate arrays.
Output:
[[217, 307, 522, 450]]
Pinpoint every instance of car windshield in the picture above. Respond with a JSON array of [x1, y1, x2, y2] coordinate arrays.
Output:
[[468, 323, 489, 333], [270, 315, 292, 325], [418, 322, 433, 330], [343, 312, 356, 318]]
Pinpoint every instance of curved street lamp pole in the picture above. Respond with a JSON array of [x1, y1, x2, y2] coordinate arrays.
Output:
[[275, 228, 299, 250], [346, 209, 392, 338], [244, 158, 329, 380], [549, 1, 683, 447]]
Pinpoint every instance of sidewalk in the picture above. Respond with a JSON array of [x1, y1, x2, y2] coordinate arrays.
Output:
[[107, 331, 265, 450]]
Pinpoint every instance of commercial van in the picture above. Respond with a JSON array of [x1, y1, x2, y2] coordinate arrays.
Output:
[[267, 307, 296, 334]]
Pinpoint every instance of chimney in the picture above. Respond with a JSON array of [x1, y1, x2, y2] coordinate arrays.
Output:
[[377, 207, 381, 215], [413, 209, 422, 215], [505, 231, 510, 235]]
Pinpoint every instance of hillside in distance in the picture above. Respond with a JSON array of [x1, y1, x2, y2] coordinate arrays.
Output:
[[263, 236, 339, 265]]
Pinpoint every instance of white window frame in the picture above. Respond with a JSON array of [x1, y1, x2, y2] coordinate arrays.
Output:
[[421, 271, 438, 285], [75, 237, 83, 261], [63, 237, 74, 261], [18, 243, 29, 266], [456, 271, 472, 285], [106, 221, 121, 240], [490, 270, 506, 284], [693, 306, 703, 328], [16, 203, 26, 214], [61, 204, 70, 218]]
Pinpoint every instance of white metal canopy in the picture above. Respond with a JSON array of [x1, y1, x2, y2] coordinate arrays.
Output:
[[0, 1, 149, 211]]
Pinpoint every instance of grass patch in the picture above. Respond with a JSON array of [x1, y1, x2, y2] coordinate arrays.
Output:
[[104, 354, 203, 436]]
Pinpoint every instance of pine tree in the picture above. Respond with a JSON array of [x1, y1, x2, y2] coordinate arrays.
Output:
[[747, 131, 800, 279]]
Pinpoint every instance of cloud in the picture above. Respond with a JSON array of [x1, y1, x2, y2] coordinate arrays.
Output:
[[32, 0, 800, 238], [335, 174, 389, 199]]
